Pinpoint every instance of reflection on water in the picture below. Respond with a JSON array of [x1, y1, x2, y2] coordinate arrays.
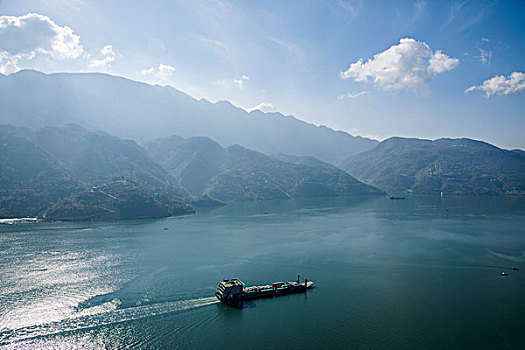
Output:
[[1, 196, 524, 349], [0, 297, 219, 344]]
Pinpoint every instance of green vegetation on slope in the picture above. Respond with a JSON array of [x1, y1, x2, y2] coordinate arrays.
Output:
[[340, 137, 525, 195], [28, 124, 176, 189], [0, 124, 193, 220], [0, 126, 81, 218], [43, 180, 194, 221], [146, 135, 383, 201]]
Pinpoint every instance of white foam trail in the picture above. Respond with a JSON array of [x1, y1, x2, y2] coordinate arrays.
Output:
[[0, 297, 219, 345]]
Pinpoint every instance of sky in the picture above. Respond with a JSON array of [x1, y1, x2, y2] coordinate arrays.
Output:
[[0, 0, 524, 149]]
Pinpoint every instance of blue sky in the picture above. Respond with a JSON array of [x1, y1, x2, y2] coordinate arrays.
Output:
[[0, 0, 524, 149]]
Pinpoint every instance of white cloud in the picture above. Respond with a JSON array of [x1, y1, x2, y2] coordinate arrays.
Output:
[[477, 48, 492, 64], [0, 13, 83, 74], [88, 45, 119, 70], [158, 63, 175, 76], [340, 38, 459, 92], [233, 74, 249, 89], [247, 102, 278, 113], [141, 67, 155, 75], [475, 38, 493, 65], [337, 91, 367, 100], [428, 50, 458, 73], [141, 63, 176, 84], [465, 72, 525, 97], [0, 52, 20, 74]]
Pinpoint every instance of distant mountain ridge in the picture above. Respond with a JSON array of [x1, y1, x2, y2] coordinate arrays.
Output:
[[0, 70, 377, 164], [0, 123, 380, 220], [340, 137, 525, 195], [24, 124, 176, 189], [2, 70, 523, 222], [271, 153, 340, 170], [145, 135, 383, 201], [0, 124, 193, 219]]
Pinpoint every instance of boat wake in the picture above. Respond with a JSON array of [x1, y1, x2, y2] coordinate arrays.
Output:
[[0, 296, 219, 345]]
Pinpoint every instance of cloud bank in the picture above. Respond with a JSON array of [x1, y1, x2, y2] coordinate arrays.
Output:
[[465, 72, 525, 97], [0, 13, 83, 74], [340, 38, 459, 92]]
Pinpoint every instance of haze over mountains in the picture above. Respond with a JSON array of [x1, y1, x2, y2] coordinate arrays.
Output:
[[0, 124, 381, 220], [0, 124, 196, 220], [0, 70, 376, 165], [145, 135, 382, 201], [1, 70, 524, 220], [341, 137, 525, 195]]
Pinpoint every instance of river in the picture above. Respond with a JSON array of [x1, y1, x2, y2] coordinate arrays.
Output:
[[1, 196, 524, 349]]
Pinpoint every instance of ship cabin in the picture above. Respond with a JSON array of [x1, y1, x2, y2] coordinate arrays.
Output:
[[216, 278, 244, 302]]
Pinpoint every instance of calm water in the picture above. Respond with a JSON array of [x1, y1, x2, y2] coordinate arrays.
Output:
[[1, 196, 524, 349]]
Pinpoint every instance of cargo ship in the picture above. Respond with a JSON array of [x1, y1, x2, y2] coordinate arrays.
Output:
[[216, 276, 313, 304]]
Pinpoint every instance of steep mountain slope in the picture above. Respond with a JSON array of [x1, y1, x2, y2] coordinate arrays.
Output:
[[30, 124, 176, 189], [145, 135, 383, 201], [0, 125, 192, 219], [43, 180, 194, 221], [0, 126, 80, 218], [340, 137, 525, 195], [0, 70, 377, 164]]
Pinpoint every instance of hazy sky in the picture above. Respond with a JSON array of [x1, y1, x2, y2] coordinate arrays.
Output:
[[0, 0, 524, 149]]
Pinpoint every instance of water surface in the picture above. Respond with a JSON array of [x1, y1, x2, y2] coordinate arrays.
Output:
[[1, 196, 524, 349]]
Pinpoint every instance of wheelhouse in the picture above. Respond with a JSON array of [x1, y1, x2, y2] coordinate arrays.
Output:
[[216, 278, 244, 302]]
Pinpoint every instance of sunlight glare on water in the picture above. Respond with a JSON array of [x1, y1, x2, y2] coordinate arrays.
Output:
[[1, 196, 524, 349]]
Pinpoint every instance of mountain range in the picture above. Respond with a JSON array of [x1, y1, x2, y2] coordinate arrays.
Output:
[[340, 137, 525, 195], [0, 124, 381, 220], [0, 70, 377, 165], [0, 124, 192, 220], [0, 70, 524, 220], [145, 135, 382, 201]]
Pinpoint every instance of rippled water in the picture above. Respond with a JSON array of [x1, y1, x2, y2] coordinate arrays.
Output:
[[1, 196, 524, 349]]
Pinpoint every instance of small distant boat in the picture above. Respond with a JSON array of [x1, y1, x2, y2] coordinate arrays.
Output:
[[512, 267, 520, 271], [501, 272, 508, 276], [216, 276, 313, 304], [389, 196, 405, 200]]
